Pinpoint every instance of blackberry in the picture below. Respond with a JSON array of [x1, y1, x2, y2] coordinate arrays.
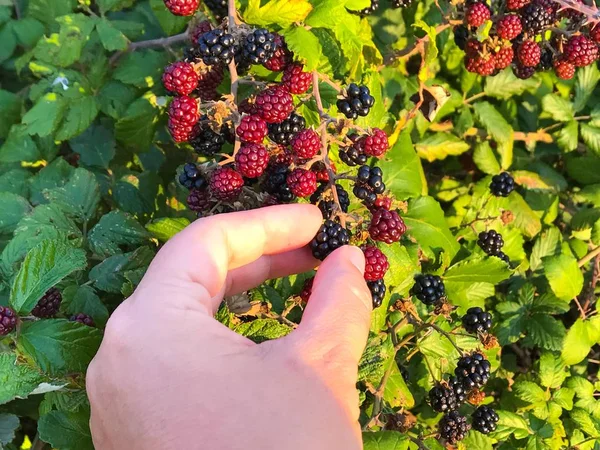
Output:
[[462, 307, 493, 334], [494, 46, 514, 70], [449, 376, 467, 403], [466, 2, 491, 27], [368, 209, 406, 243], [513, 63, 536, 79], [368, 279, 386, 308], [204, 0, 227, 20], [495, 251, 511, 263], [354, 129, 389, 157], [455, 352, 491, 390], [453, 26, 469, 51], [507, 0, 530, 9], [391, 0, 413, 7], [168, 96, 199, 143], [310, 220, 351, 260], [0, 306, 17, 335], [564, 35, 599, 67], [162, 62, 198, 96], [339, 145, 368, 166], [495, 14, 523, 40], [255, 85, 294, 124], [187, 188, 212, 213], [472, 406, 499, 434], [236, 114, 268, 143], [263, 34, 292, 72], [242, 28, 276, 65], [490, 172, 515, 197], [287, 168, 318, 198], [70, 313, 95, 327], [517, 40, 541, 67], [554, 57, 575, 80], [209, 167, 244, 201], [336, 83, 375, 119], [195, 65, 225, 99], [310, 183, 350, 218], [477, 230, 504, 255], [235, 143, 269, 178], [163, 0, 198, 16], [188, 20, 212, 45], [363, 246, 390, 281], [521, 3, 553, 35], [355, 0, 379, 15], [179, 163, 207, 190], [282, 63, 312, 95], [234, 41, 253, 74], [411, 274, 445, 305], [429, 384, 459, 413], [32, 288, 62, 318], [263, 164, 295, 202], [538, 48, 553, 70], [268, 113, 306, 145], [290, 129, 320, 159], [465, 54, 496, 76], [439, 411, 470, 444], [354, 165, 386, 205], [197, 29, 235, 66], [190, 124, 226, 155]]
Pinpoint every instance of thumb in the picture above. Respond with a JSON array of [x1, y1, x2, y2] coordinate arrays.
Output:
[[292, 245, 372, 370]]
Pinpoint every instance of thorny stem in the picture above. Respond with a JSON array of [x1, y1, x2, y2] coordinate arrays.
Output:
[[422, 323, 464, 355], [551, 0, 600, 24], [109, 32, 189, 65]]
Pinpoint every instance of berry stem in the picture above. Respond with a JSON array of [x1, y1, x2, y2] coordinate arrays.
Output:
[[578, 245, 600, 267], [227, 0, 241, 156], [423, 323, 464, 355]]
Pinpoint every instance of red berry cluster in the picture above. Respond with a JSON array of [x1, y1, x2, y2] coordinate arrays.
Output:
[[454, 0, 600, 80]]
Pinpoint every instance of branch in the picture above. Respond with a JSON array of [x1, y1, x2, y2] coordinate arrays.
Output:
[[579, 246, 600, 267], [552, 0, 600, 25], [228, 0, 241, 155], [109, 32, 188, 65]]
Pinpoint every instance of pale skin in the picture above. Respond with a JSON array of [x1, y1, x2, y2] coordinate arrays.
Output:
[[86, 204, 373, 450]]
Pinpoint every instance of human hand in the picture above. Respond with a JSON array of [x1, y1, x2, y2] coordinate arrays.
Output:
[[87, 204, 373, 450]]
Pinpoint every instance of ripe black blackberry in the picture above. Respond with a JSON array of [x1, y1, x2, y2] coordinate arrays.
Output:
[[449, 376, 467, 403], [310, 184, 350, 218], [368, 279, 386, 308], [392, 0, 413, 7], [310, 220, 351, 260], [268, 113, 306, 145], [538, 48, 553, 70], [462, 307, 493, 334], [453, 26, 469, 50], [190, 124, 226, 155], [204, 0, 227, 20], [339, 145, 368, 166], [411, 274, 445, 305], [455, 352, 491, 390], [197, 29, 235, 66], [336, 83, 375, 119], [242, 28, 277, 65], [429, 384, 459, 413], [179, 163, 207, 190], [263, 164, 295, 203], [356, 0, 380, 15], [472, 406, 499, 434], [490, 172, 515, 197], [439, 411, 470, 444], [32, 288, 62, 318], [521, 3, 554, 34], [477, 230, 504, 255], [353, 165, 385, 205], [70, 313, 95, 327]]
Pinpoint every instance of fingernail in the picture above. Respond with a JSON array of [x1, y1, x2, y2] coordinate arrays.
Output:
[[345, 245, 365, 271]]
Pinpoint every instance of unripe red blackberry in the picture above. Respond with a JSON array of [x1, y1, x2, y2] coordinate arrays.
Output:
[[591, 24, 600, 44], [472, 406, 499, 434], [187, 188, 212, 213], [300, 277, 314, 302], [195, 65, 225, 100], [455, 352, 491, 389], [168, 120, 194, 143], [235, 143, 269, 178], [163, 0, 198, 16], [564, 35, 598, 67], [255, 85, 294, 124], [368, 279, 386, 308], [168, 96, 199, 143], [286, 168, 318, 197], [336, 83, 375, 119], [363, 246, 389, 281], [209, 167, 244, 201], [496, 15, 523, 40], [311, 161, 332, 183], [411, 274, 445, 305], [188, 20, 212, 45], [282, 63, 313, 94], [0, 306, 17, 335], [162, 62, 199, 96], [197, 29, 236, 66], [32, 288, 62, 318], [554, 57, 576, 79], [290, 129, 321, 159], [367, 196, 392, 213], [355, 128, 389, 157], [310, 220, 351, 260], [507, 0, 530, 10], [368, 208, 406, 243], [466, 2, 491, 27], [462, 307, 493, 334], [465, 54, 496, 76], [439, 411, 470, 444], [263, 34, 293, 72], [429, 384, 459, 412], [517, 40, 541, 67], [236, 115, 268, 143], [494, 46, 514, 69], [70, 313, 95, 327]]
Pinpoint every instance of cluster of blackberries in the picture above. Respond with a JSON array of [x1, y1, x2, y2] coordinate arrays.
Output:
[[337, 83, 375, 119], [477, 229, 510, 263], [453, 0, 600, 80], [490, 172, 516, 197], [411, 274, 446, 305], [462, 307, 493, 334], [353, 0, 414, 16]]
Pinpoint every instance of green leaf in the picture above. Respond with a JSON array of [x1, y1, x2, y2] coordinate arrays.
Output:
[[10, 239, 87, 314], [525, 314, 566, 351], [574, 64, 600, 112], [0, 353, 46, 406], [0, 413, 19, 446], [114, 50, 169, 88], [543, 253, 584, 301], [580, 124, 600, 155], [89, 247, 154, 293], [113, 171, 160, 215], [69, 124, 116, 169], [403, 196, 460, 262], [38, 408, 93, 450], [539, 352, 567, 389], [571, 408, 600, 437], [494, 410, 531, 440], [245, 0, 312, 27], [362, 431, 410, 450], [378, 133, 426, 200], [473, 102, 513, 169], [514, 381, 549, 404], [12, 17, 45, 47], [444, 256, 512, 284], [146, 217, 190, 242], [96, 17, 128, 51], [232, 319, 292, 343], [556, 121, 579, 152], [383, 363, 415, 409], [115, 96, 159, 151], [0, 193, 31, 236], [0, 90, 21, 139], [28, 0, 77, 26], [0, 23, 17, 63], [55, 96, 99, 141], [98, 81, 138, 120], [473, 141, 501, 175], [566, 155, 600, 185], [561, 317, 600, 365], [22, 92, 67, 137], [63, 285, 109, 327], [97, 0, 134, 14], [542, 94, 574, 122], [553, 388, 575, 410], [414, 20, 438, 83], [507, 191, 542, 239], [0, 125, 40, 163], [45, 168, 100, 223], [88, 211, 149, 257], [15, 203, 81, 241], [149, 0, 188, 35], [415, 133, 470, 162], [281, 27, 323, 72], [17, 319, 102, 375], [484, 68, 538, 99]]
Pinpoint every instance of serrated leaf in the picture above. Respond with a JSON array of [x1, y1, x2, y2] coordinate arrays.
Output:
[[88, 211, 149, 257], [553, 388, 574, 410], [362, 431, 410, 450], [232, 319, 292, 343], [149, 0, 188, 35], [115, 96, 159, 151], [89, 247, 154, 293], [378, 133, 426, 200], [383, 363, 415, 409], [415, 133, 470, 162], [514, 381, 549, 404], [556, 121, 579, 152], [524, 314, 566, 351], [484, 67, 538, 99], [574, 64, 600, 112], [0, 192, 31, 236], [0, 125, 40, 163], [114, 50, 169, 88], [508, 191, 542, 239], [146, 217, 190, 242], [494, 410, 531, 440], [69, 123, 116, 169], [444, 256, 512, 283], [22, 92, 67, 137], [0, 353, 46, 405], [63, 285, 109, 327], [98, 81, 138, 120], [539, 352, 567, 389], [113, 171, 160, 215], [543, 253, 583, 301], [0, 413, 19, 445], [10, 239, 86, 314], [542, 94, 574, 122], [38, 408, 93, 450], [245, 0, 312, 27], [46, 168, 100, 223], [473, 141, 501, 175], [566, 155, 600, 185], [281, 26, 323, 72], [571, 408, 600, 437], [581, 124, 600, 155], [15, 203, 81, 241], [473, 102, 513, 169], [561, 317, 600, 365], [55, 96, 99, 141], [0, 90, 21, 139]]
